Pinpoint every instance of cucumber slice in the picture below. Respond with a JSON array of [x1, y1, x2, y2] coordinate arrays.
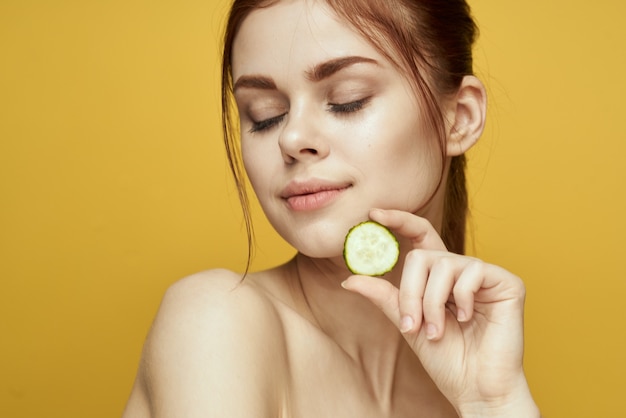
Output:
[[343, 221, 399, 276]]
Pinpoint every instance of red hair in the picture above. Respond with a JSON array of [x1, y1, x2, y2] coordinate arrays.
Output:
[[221, 0, 478, 270]]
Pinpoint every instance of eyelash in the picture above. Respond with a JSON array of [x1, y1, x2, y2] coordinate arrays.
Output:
[[328, 97, 369, 114], [250, 114, 286, 133], [249, 98, 370, 133]]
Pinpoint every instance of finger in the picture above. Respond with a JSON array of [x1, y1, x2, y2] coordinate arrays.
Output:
[[452, 259, 485, 323], [369, 209, 447, 251], [341, 275, 401, 327], [422, 256, 459, 340], [397, 249, 430, 334]]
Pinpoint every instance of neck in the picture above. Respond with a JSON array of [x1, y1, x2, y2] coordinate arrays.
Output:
[[289, 253, 411, 395], [280, 199, 448, 401]]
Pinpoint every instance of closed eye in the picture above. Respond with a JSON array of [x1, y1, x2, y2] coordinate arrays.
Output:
[[328, 97, 370, 114], [249, 113, 286, 133]]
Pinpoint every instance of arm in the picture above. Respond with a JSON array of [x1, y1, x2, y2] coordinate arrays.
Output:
[[122, 269, 288, 418]]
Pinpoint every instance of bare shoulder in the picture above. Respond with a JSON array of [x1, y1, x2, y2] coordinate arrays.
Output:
[[123, 269, 288, 418], [157, 268, 282, 316], [151, 269, 285, 339]]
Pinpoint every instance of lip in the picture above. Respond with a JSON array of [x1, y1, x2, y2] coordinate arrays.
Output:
[[280, 179, 352, 211]]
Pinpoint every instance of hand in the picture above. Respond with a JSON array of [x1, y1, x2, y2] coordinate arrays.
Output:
[[341, 209, 539, 417]]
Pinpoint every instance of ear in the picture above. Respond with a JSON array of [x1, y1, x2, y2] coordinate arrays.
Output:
[[446, 75, 487, 156]]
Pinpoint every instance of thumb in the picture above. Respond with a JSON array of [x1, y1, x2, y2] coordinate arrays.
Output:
[[341, 275, 401, 329]]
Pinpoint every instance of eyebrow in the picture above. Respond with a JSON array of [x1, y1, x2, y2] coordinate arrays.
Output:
[[233, 75, 276, 93], [233, 56, 378, 92], [306, 56, 379, 82]]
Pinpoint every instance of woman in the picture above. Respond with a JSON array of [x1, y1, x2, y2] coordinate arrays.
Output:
[[123, 0, 541, 416]]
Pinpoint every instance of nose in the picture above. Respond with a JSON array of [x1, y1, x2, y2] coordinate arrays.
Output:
[[278, 106, 329, 164]]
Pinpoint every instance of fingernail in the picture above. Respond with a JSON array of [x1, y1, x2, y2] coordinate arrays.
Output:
[[400, 315, 414, 333], [426, 323, 438, 340], [457, 308, 467, 322]]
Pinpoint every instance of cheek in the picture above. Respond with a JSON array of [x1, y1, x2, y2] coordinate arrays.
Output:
[[358, 110, 441, 177], [357, 116, 443, 208], [241, 141, 270, 197]]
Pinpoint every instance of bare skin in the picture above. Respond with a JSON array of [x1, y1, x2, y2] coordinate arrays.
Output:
[[123, 1, 540, 416], [123, 210, 539, 418], [124, 253, 457, 417]]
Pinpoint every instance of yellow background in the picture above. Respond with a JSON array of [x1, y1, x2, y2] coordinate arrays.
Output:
[[1, 0, 624, 417]]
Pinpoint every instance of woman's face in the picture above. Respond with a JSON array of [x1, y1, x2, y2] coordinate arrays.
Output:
[[232, 0, 444, 258]]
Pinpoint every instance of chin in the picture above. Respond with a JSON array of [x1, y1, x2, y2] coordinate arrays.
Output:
[[266, 205, 371, 258], [277, 222, 348, 260], [298, 245, 343, 260], [293, 233, 345, 259]]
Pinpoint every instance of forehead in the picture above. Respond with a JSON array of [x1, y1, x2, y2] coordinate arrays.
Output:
[[231, 0, 386, 80]]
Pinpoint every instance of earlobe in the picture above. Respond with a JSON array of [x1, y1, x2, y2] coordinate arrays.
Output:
[[446, 75, 487, 157]]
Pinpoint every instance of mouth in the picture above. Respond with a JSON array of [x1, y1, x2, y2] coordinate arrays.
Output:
[[281, 180, 352, 211]]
